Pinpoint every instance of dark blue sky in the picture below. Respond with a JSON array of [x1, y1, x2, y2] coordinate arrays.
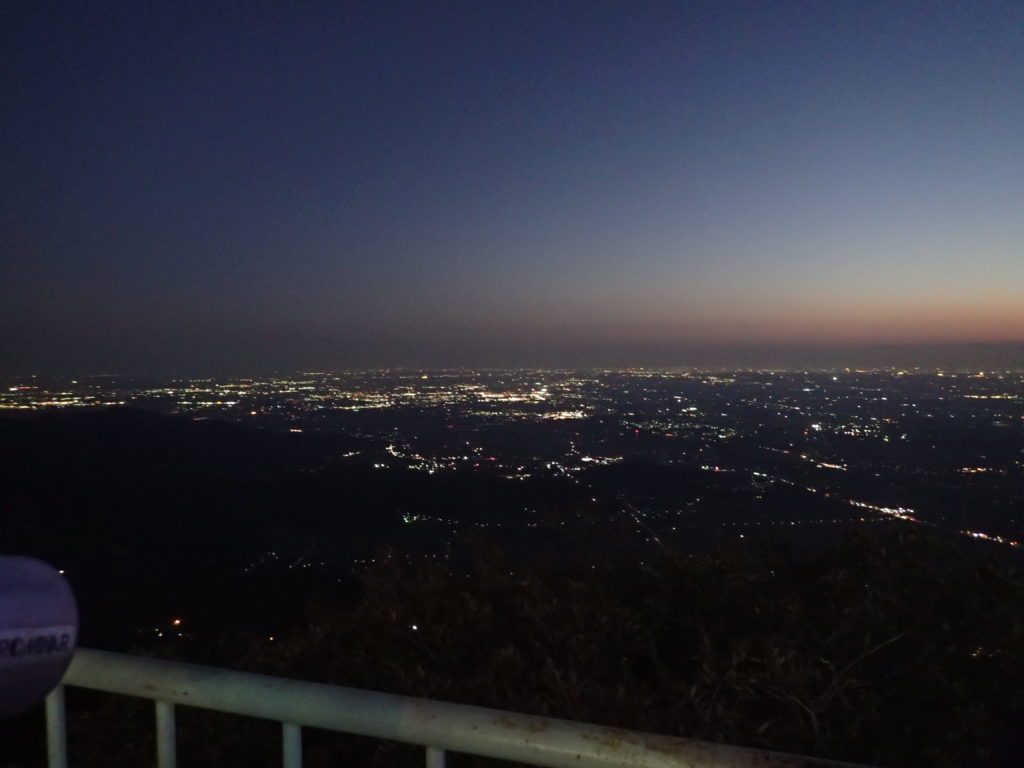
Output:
[[3, 1, 1022, 373]]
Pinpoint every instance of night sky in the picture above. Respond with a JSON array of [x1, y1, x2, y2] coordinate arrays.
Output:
[[2, 1, 1023, 374]]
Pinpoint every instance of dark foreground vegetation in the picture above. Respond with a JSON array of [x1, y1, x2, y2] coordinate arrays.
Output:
[[35, 530, 1024, 768]]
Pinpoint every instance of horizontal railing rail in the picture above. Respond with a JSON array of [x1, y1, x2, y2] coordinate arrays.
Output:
[[46, 647, 871, 768]]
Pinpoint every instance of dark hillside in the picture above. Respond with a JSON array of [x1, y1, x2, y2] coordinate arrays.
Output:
[[0, 409, 385, 646]]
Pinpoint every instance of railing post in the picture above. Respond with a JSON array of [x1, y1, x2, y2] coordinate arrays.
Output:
[[282, 722, 302, 768], [426, 746, 446, 768], [155, 700, 177, 768], [45, 686, 68, 768]]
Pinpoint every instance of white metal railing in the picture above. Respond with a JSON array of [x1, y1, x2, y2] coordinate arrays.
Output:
[[46, 648, 871, 768]]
